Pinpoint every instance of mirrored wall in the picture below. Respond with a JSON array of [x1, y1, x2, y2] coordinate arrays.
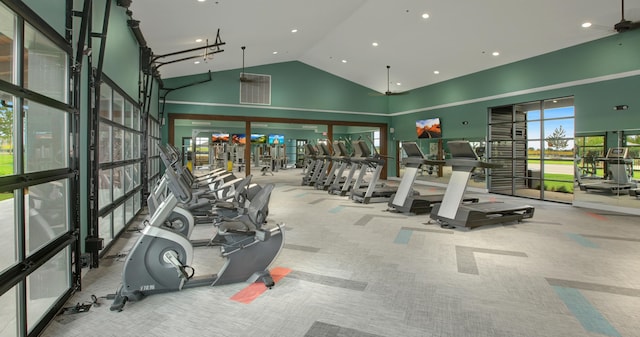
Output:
[[573, 129, 640, 213], [170, 118, 385, 178], [396, 138, 487, 190]]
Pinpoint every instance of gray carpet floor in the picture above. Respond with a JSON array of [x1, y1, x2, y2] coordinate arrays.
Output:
[[42, 168, 640, 337]]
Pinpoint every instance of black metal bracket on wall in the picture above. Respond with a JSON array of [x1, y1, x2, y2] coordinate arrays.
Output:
[[133, 27, 224, 200], [85, 0, 112, 269], [153, 29, 225, 124], [69, 0, 92, 289]]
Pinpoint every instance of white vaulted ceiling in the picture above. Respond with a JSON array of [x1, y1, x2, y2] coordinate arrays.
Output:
[[128, 0, 640, 94]]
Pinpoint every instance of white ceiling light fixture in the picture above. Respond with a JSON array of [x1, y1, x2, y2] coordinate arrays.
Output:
[[342, 59, 347, 63], [194, 61, 200, 64], [197, 0, 206, 2], [291, 29, 298, 33], [582, 22, 592, 28], [273, 51, 278, 55], [195, 38, 203, 43], [396, 82, 401, 86], [433, 70, 439, 74], [421, 13, 430, 19], [372, 42, 379, 47], [492, 51, 500, 56]]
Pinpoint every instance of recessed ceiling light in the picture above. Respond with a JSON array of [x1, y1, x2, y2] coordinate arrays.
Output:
[[372, 42, 379, 47], [195, 38, 203, 43], [421, 13, 429, 19], [433, 70, 440, 74], [341, 59, 347, 63], [291, 29, 298, 33], [194, 61, 200, 64], [492, 51, 500, 56], [396, 82, 401, 86], [273, 51, 278, 55], [197, 0, 206, 2], [581, 22, 592, 28]]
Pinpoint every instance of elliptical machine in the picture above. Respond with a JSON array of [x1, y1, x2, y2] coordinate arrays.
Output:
[[110, 144, 284, 311]]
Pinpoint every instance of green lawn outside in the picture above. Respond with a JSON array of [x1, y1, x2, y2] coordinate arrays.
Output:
[[0, 152, 13, 176], [540, 173, 574, 193], [0, 153, 14, 201], [528, 159, 574, 165]]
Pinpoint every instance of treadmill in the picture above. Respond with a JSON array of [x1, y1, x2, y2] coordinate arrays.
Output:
[[308, 143, 332, 186], [350, 141, 396, 204], [321, 141, 349, 191], [331, 140, 365, 196], [388, 142, 478, 215], [301, 144, 319, 186], [430, 141, 534, 229], [578, 147, 637, 194]]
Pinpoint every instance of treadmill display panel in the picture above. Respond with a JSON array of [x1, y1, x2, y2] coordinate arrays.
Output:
[[447, 141, 479, 159], [402, 142, 425, 158]]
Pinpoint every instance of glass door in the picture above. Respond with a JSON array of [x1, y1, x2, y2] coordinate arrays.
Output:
[[489, 97, 575, 203]]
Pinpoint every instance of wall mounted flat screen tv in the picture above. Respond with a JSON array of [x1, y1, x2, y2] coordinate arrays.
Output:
[[231, 133, 246, 144], [250, 134, 267, 144], [416, 118, 442, 139], [268, 134, 284, 145], [211, 133, 230, 142]]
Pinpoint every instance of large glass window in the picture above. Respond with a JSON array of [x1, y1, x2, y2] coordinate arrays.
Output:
[[98, 214, 112, 247], [96, 80, 143, 249], [99, 123, 111, 163], [23, 101, 68, 173], [0, 91, 15, 177], [26, 179, 69, 255], [99, 83, 111, 119], [0, 285, 17, 337], [98, 168, 111, 210], [0, 4, 75, 336], [148, 117, 161, 189], [24, 23, 67, 103], [26, 248, 70, 334], [0, 3, 15, 84], [0, 189, 16, 274]]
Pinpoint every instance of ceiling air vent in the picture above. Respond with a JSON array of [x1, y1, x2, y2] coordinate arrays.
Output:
[[240, 73, 271, 105]]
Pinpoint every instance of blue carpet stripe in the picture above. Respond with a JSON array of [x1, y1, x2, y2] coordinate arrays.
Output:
[[394, 229, 413, 244], [566, 233, 598, 248], [552, 286, 622, 337], [329, 205, 344, 214]]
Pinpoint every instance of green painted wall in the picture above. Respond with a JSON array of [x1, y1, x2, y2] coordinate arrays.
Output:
[[162, 61, 390, 140], [23, 0, 66, 36], [388, 30, 640, 115], [164, 61, 388, 114], [93, 0, 140, 99], [385, 30, 640, 176]]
